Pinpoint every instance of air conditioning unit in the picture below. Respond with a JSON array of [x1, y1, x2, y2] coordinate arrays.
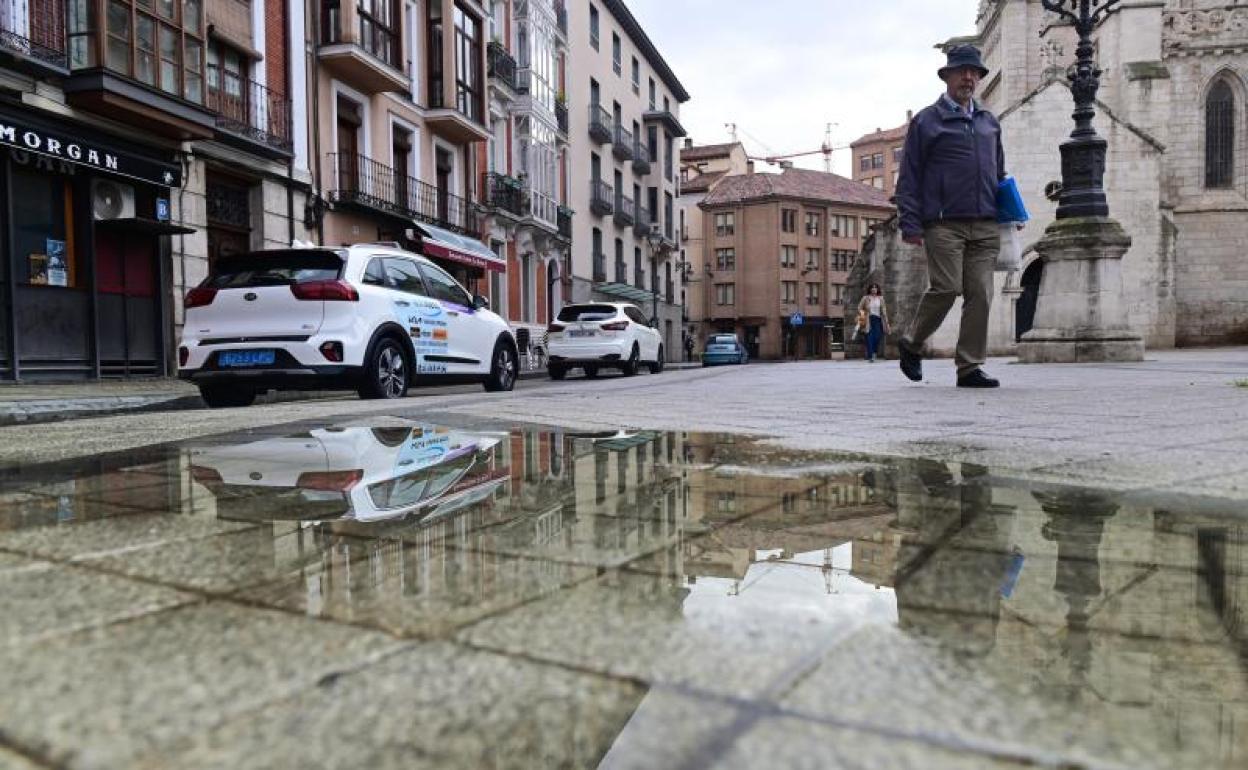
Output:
[[92, 179, 136, 221]]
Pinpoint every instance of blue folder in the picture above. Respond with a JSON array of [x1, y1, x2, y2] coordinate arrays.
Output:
[[996, 176, 1029, 223]]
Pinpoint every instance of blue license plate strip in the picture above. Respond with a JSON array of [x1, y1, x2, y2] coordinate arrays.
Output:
[[219, 350, 276, 367]]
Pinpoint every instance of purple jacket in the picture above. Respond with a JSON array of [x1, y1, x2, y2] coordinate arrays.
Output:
[[895, 96, 1006, 238]]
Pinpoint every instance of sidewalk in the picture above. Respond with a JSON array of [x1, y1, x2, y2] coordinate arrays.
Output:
[[0, 362, 705, 426]]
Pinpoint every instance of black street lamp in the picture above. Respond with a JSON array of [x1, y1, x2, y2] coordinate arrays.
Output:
[[1040, 0, 1122, 219]]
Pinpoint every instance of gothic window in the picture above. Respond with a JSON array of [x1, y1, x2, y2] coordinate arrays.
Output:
[[1206, 80, 1234, 189]]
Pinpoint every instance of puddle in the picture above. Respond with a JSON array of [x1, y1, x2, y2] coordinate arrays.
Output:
[[0, 420, 1245, 768]]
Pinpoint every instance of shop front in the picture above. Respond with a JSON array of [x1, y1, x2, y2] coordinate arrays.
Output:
[[0, 102, 189, 380]]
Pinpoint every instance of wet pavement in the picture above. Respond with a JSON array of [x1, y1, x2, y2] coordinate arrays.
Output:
[[1, 417, 1246, 769]]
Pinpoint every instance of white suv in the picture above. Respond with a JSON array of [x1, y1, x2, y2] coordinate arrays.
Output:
[[178, 245, 518, 408], [545, 302, 664, 379]]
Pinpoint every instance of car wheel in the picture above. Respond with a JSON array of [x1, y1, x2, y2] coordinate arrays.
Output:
[[358, 337, 409, 400], [548, 363, 567, 380], [583, 365, 599, 379], [199, 385, 256, 409], [647, 345, 665, 374], [484, 338, 518, 392], [621, 344, 640, 377]]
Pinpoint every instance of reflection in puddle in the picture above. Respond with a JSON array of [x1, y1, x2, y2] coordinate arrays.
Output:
[[1, 423, 1246, 768]]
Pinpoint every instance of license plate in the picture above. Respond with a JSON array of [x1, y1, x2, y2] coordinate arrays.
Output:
[[219, 349, 275, 367], [569, 330, 596, 338]]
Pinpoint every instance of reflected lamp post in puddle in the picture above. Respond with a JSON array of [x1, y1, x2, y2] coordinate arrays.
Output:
[[1018, 0, 1144, 363]]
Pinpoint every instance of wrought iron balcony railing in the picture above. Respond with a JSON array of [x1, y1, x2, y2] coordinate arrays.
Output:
[[593, 251, 607, 282], [483, 171, 524, 217], [0, 0, 67, 71], [557, 207, 572, 239], [588, 104, 611, 144], [555, 100, 569, 135], [634, 205, 650, 237], [590, 179, 613, 216], [632, 141, 651, 175], [206, 67, 293, 153], [487, 41, 517, 92], [329, 152, 478, 234], [612, 124, 634, 161], [614, 194, 634, 228]]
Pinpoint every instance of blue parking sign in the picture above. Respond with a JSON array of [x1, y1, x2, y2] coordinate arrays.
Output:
[[790, 312, 804, 326], [156, 198, 170, 222]]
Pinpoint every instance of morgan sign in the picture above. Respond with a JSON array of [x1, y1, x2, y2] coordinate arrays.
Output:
[[0, 112, 182, 187]]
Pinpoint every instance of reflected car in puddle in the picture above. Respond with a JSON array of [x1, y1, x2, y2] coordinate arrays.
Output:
[[188, 425, 507, 524]]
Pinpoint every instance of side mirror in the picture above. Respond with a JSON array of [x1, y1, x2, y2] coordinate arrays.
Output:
[[472, 294, 490, 311]]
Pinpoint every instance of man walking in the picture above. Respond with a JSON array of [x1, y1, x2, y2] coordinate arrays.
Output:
[[894, 45, 1005, 388]]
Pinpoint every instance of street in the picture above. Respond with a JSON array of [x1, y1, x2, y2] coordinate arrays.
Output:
[[2, 350, 1247, 768]]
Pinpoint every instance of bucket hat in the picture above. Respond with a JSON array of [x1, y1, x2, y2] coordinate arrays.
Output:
[[938, 45, 989, 80]]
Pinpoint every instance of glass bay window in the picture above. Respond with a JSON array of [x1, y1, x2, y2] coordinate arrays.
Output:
[[69, 0, 205, 103]]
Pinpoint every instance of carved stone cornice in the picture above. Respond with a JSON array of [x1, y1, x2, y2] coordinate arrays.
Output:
[[1163, 7, 1248, 53]]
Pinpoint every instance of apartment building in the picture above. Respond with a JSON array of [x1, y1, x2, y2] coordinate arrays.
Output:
[[0, 0, 310, 379], [677, 140, 748, 355], [849, 114, 909, 198], [567, 0, 689, 362], [477, 0, 572, 357], [697, 167, 892, 360]]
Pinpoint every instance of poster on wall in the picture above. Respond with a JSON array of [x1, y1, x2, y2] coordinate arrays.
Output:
[[28, 253, 48, 285], [46, 239, 67, 287]]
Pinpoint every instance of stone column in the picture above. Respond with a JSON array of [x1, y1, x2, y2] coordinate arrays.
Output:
[[1017, 217, 1144, 363]]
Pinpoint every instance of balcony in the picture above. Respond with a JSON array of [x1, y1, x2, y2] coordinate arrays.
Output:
[[632, 141, 651, 175], [593, 252, 607, 282], [588, 104, 611, 145], [614, 194, 634, 228], [319, 3, 408, 93], [0, 0, 67, 75], [487, 41, 518, 93], [482, 172, 524, 217], [206, 69, 293, 157], [615, 261, 627, 284], [634, 204, 650, 237], [557, 207, 573, 239], [555, 100, 569, 136], [329, 152, 478, 234], [590, 180, 614, 216], [612, 125, 634, 162]]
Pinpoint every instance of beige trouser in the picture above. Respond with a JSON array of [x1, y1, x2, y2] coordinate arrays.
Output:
[[904, 219, 999, 377]]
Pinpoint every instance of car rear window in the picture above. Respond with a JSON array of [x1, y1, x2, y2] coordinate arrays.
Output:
[[205, 250, 345, 289], [557, 304, 618, 322], [710, 335, 738, 345]]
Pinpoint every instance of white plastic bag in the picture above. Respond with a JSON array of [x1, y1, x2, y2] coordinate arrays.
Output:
[[996, 224, 1022, 272]]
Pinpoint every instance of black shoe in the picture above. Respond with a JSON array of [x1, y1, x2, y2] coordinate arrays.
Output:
[[957, 369, 1000, 388], [898, 341, 922, 382]]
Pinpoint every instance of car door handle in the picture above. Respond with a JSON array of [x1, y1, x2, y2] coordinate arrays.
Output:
[[395, 301, 411, 307]]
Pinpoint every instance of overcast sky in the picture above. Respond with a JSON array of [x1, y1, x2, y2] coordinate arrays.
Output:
[[625, 0, 978, 176]]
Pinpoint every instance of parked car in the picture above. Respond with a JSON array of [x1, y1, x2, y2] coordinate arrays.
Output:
[[701, 334, 750, 366], [178, 245, 518, 407], [545, 302, 664, 379]]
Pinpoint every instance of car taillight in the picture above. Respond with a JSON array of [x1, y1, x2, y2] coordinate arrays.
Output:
[[296, 469, 364, 491], [185, 287, 217, 309], [547, 323, 565, 333], [600, 321, 628, 331], [290, 280, 359, 301]]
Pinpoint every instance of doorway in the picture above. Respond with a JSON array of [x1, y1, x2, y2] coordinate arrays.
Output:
[[95, 228, 161, 376], [1016, 259, 1044, 341]]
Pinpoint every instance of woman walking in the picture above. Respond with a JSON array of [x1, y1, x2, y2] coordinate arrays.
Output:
[[857, 284, 890, 362]]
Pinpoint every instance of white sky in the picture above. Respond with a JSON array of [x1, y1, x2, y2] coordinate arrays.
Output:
[[624, 0, 978, 176]]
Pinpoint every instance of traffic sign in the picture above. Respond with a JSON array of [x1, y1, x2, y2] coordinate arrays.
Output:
[[790, 312, 804, 326]]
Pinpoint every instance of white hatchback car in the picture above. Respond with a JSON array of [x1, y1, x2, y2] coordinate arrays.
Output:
[[178, 245, 518, 407], [545, 302, 664, 379]]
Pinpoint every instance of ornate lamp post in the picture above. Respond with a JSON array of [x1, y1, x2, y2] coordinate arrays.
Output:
[[1018, 0, 1143, 364], [1039, 0, 1122, 219]]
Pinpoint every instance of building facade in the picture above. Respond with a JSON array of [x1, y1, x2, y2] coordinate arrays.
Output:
[[0, 0, 309, 379], [696, 167, 893, 360], [567, 0, 689, 362], [849, 116, 908, 199], [678, 140, 749, 357]]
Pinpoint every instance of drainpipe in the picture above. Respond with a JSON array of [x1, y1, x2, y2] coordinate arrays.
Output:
[[309, 0, 324, 244]]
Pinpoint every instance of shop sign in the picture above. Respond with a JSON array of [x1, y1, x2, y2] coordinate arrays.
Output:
[[0, 115, 182, 187]]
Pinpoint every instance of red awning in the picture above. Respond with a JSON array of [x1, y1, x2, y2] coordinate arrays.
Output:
[[412, 223, 506, 273]]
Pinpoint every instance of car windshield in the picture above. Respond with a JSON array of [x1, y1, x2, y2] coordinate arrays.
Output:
[[557, 304, 618, 322], [710, 336, 738, 345], [205, 250, 345, 289]]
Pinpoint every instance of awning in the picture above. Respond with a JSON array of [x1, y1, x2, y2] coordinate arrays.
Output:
[[411, 222, 505, 273], [594, 282, 655, 304]]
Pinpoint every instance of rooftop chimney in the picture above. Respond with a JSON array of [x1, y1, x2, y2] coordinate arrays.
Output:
[[683, 138, 693, 149], [906, 109, 913, 122]]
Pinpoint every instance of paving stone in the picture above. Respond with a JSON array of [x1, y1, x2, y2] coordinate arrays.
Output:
[[140, 643, 738, 770], [0, 603, 405, 769], [0, 553, 190, 649], [0, 511, 254, 563]]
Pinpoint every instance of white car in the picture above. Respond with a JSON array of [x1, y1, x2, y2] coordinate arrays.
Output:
[[545, 302, 664, 379], [178, 245, 518, 407], [188, 423, 508, 524]]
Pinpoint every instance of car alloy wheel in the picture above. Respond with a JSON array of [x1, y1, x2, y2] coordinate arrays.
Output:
[[377, 344, 407, 398], [485, 340, 517, 392], [622, 345, 640, 376]]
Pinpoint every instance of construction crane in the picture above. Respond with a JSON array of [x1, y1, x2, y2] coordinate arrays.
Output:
[[745, 124, 849, 173]]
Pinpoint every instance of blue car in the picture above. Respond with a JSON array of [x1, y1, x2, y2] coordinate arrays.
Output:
[[701, 334, 749, 366]]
